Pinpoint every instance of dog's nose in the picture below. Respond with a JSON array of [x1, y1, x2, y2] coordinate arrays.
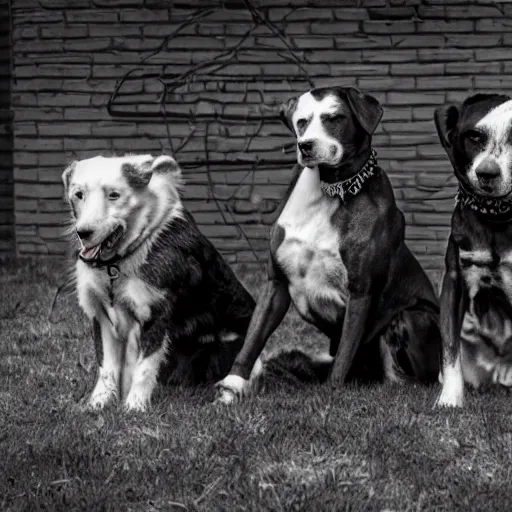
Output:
[[76, 228, 93, 241], [298, 141, 314, 157], [476, 161, 501, 183]]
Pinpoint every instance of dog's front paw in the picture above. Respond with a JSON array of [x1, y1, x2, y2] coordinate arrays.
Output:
[[87, 390, 116, 410], [87, 380, 118, 410], [492, 363, 512, 387], [435, 381, 464, 408], [215, 375, 251, 405], [123, 385, 153, 412], [123, 394, 150, 412]]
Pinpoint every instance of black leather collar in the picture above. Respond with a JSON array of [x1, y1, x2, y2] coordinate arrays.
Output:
[[320, 148, 378, 201]]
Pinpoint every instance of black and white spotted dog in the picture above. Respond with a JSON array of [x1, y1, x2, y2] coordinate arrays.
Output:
[[63, 153, 258, 411], [435, 94, 512, 407]]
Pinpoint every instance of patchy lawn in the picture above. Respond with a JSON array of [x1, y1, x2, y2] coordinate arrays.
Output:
[[1, 258, 512, 511]]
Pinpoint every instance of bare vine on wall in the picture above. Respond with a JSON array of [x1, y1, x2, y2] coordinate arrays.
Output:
[[107, 0, 314, 267]]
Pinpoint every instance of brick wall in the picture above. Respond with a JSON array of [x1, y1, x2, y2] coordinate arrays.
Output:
[[9, 0, 512, 270], [0, 0, 13, 253]]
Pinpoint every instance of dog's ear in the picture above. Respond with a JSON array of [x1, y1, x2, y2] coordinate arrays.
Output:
[[122, 161, 153, 189], [151, 155, 183, 189], [151, 154, 181, 176], [279, 96, 298, 133], [62, 161, 77, 194], [434, 104, 461, 160], [345, 87, 383, 135]]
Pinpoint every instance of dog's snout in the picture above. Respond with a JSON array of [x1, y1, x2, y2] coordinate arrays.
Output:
[[298, 140, 314, 157], [476, 161, 501, 183], [77, 228, 94, 241]]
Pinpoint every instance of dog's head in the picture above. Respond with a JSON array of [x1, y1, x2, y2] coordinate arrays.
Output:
[[62, 153, 181, 263], [435, 94, 512, 198], [279, 86, 383, 168]]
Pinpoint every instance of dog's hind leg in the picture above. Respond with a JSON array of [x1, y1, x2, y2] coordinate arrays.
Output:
[[88, 314, 124, 409], [379, 307, 442, 384]]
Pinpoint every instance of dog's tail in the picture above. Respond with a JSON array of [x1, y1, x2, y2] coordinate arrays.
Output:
[[261, 348, 334, 385]]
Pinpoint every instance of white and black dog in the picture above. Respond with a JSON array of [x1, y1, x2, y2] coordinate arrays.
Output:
[[435, 94, 512, 407], [63, 153, 259, 411], [217, 86, 442, 403]]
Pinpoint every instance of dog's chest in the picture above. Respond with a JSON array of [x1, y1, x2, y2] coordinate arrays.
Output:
[[275, 168, 347, 324], [76, 260, 164, 332], [459, 247, 512, 300], [459, 245, 512, 360]]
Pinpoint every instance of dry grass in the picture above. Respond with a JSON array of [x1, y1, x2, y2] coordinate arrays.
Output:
[[1, 258, 512, 511]]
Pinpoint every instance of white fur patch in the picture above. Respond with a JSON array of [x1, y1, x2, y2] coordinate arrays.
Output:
[[436, 354, 465, 408], [251, 357, 264, 380], [276, 166, 347, 324], [492, 362, 512, 387], [215, 357, 264, 405], [120, 277, 166, 324], [459, 249, 493, 300], [312, 352, 334, 365], [469, 100, 512, 196], [216, 375, 250, 405], [500, 249, 512, 265], [292, 92, 343, 167], [220, 331, 242, 343], [459, 249, 493, 265]]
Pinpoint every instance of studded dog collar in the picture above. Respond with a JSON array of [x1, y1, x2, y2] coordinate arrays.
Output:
[[455, 185, 512, 221], [320, 148, 378, 201]]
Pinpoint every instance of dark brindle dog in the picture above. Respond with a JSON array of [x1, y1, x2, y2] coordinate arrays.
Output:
[[435, 94, 512, 407], [217, 86, 442, 403]]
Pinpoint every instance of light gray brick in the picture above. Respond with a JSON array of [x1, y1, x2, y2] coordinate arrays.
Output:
[[475, 48, 512, 61], [417, 76, 473, 90], [363, 20, 416, 34], [476, 19, 512, 32], [358, 77, 415, 91], [417, 20, 474, 33], [386, 92, 446, 106], [418, 49, 473, 62], [474, 75, 512, 89], [390, 35, 444, 48], [66, 10, 118, 23], [390, 63, 444, 76], [362, 49, 417, 63], [445, 62, 500, 75], [310, 21, 359, 34], [292, 37, 335, 49], [445, 34, 501, 48], [120, 9, 169, 22]]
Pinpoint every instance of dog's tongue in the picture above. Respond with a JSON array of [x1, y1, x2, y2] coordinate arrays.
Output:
[[80, 245, 100, 261]]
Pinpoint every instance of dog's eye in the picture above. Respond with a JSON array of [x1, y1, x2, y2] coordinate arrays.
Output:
[[296, 118, 307, 130], [466, 130, 486, 145], [327, 113, 346, 121], [74, 191, 83, 200], [108, 191, 120, 201]]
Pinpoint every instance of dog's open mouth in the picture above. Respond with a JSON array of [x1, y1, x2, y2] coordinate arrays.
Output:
[[79, 226, 124, 263]]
